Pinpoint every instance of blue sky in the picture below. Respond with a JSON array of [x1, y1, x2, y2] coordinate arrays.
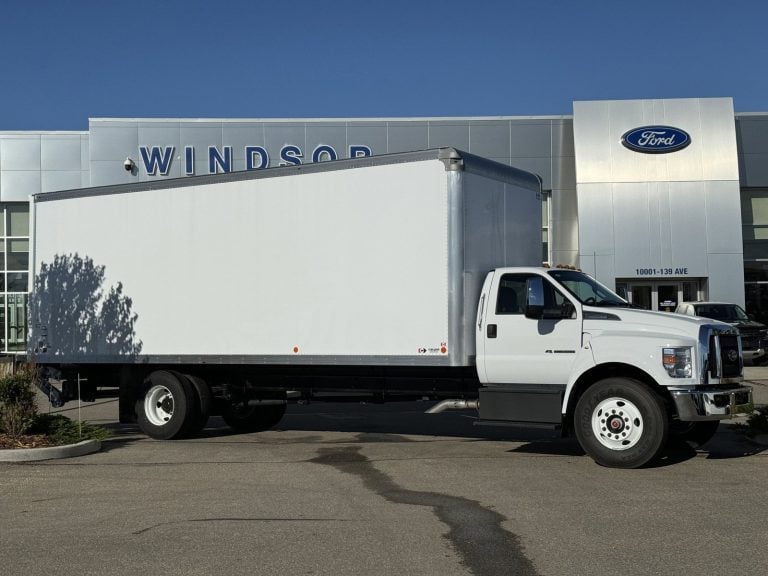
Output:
[[0, 0, 765, 130]]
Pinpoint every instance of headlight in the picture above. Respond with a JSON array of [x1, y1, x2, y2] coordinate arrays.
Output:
[[662, 347, 693, 378]]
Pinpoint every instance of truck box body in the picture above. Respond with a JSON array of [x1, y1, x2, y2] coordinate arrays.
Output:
[[30, 149, 542, 368]]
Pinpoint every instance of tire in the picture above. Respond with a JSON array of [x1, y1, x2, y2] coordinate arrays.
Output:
[[223, 402, 287, 433], [669, 420, 720, 447], [574, 378, 669, 469], [137, 370, 196, 440], [180, 373, 212, 436]]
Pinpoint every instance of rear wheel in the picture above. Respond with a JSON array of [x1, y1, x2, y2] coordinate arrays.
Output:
[[137, 370, 196, 440], [574, 378, 669, 468], [181, 373, 212, 435]]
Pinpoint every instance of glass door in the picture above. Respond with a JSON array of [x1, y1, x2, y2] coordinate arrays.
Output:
[[657, 284, 679, 312], [630, 285, 653, 310]]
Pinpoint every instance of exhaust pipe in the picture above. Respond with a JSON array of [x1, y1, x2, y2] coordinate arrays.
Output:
[[426, 399, 479, 414]]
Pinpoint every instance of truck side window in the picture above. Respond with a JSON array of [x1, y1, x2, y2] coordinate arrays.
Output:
[[497, 273, 574, 318], [496, 275, 526, 315]]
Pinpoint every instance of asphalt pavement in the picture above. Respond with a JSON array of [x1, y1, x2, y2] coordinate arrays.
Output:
[[2, 369, 767, 576]]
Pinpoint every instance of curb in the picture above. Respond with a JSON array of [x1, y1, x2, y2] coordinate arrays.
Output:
[[0, 439, 101, 463]]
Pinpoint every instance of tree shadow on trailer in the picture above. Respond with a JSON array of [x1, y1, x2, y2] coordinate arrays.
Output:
[[30, 253, 142, 404]]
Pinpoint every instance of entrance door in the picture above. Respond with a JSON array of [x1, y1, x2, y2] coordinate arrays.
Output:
[[656, 284, 678, 312], [621, 279, 704, 312], [631, 285, 652, 310]]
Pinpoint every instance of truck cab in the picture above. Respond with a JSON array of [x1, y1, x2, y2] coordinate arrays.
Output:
[[474, 267, 753, 468]]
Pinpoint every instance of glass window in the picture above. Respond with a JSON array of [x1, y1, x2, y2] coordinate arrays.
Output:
[[7, 273, 27, 292], [0, 203, 31, 353], [497, 273, 572, 317], [497, 276, 527, 315], [0, 295, 5, 348], [7, 205, 29, 236], [7, 293, 27, 351], [7, 239, 28, 271], [746, 284, 768, 324], [682, 281, 698, 302]]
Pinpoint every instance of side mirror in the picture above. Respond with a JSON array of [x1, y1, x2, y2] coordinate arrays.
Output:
[[525, 276, 544, 319]]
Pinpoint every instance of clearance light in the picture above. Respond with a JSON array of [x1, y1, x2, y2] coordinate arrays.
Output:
[[662, 347, 693, 378]]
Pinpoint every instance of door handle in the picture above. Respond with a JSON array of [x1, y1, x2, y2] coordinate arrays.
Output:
[[487, 324, 497, 338]]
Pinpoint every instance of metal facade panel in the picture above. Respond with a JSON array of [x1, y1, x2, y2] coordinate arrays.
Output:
[[41, 171, 83, 193], [469, 121, 509, 159], [552, 156, 576, 190], [552, 120, 575, 157], [574, 98, 741, 293], [1, 170, 41, 201], [347, 123, 387, 156], [576, 183, 614, 257], [428, 123, 470, 150], [305, 124, 347, 161], [707, 253, 746, 307], [263, 123, 305, 164], [1, 136, 41, 170], [387, 123, 428, 153], [550, 188, 577, 222], [80, 136, 89, 174], [698, 98, 739, 181], [41, 136, 82, 171], [704, 180, 744, 254], [179, 123, 222, 151], [90, 161, 135, 186], [574, 98, 738, 184], [572, 102, 611, 183], [89, 125, 137, 162], [668, 182, 709, 275], [510, 123, 550, 158]]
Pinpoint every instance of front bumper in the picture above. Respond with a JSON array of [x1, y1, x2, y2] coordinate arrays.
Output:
[[672, 386, 753, 421]]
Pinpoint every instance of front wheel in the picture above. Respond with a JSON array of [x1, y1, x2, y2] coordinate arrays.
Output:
[[574, 378, 669, 468]]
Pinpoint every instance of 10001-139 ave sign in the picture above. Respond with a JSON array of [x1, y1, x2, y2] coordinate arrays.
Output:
[[621, 126, 691, 154]]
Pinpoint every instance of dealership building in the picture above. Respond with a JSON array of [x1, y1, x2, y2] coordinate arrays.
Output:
[[0, 96, 766, 353]]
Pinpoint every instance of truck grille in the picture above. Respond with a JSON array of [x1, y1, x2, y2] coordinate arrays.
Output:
[[709, 333, 741, 378]]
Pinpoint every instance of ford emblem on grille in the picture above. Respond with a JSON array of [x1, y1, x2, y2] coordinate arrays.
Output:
[[621, 126, 691, 154]]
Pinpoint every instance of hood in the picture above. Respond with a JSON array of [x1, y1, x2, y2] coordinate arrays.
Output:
[[729, 319, 767, 333], [583, 306, 730, 340]]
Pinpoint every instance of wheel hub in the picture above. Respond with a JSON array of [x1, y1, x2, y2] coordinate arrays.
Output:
[[591, 397, 643, 451], [144, 384, 175, 426]]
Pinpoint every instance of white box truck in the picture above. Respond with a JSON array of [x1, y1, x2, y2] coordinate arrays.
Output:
[[29, 148, 753, 468]]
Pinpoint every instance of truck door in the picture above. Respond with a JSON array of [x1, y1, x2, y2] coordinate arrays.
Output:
[[480, 272, 582, 385]]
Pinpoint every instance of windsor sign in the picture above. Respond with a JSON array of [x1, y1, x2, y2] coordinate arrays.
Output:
[[139, 144, 373, 176]]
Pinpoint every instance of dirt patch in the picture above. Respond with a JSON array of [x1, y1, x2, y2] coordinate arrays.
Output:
[[0, 433, 55, 449]]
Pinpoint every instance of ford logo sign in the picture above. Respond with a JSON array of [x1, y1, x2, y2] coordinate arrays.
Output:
[[621, 125, 691, 154]]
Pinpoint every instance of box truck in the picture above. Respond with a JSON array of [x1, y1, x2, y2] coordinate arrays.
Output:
[[29, 148, 753, 468]]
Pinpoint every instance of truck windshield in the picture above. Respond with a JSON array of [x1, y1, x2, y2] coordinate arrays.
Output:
[[547, 269, 628, 307]]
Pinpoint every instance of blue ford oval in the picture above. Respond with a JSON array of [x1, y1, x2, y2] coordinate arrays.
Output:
[[621, 126, 691, 154]]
